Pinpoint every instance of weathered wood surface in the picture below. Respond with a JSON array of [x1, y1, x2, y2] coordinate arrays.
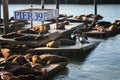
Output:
[[45, 62, 68, 78]]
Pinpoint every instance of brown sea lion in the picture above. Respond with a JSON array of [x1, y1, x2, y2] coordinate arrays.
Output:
[[0, 48, 11, 58], [33, 24, 50, 34], [10, 22, 25, 28], [8, 66, 34, 76], [2, 44, 28, 53], [6, 55, 18, 62], [109, 25, 117, 31], [35, 35, 48, 41], [31, 63, 47, 74], [63, 20, 69, 25], [24, 53, 33, 62], [0, 71, 17, 80], [57, 22, 65, 30], [46, 40, 61, 48], [14, 35, 35, 41], [1, 32, 24, 39], [17, 29, 38, 34], [97, 26, 106, 32], [59, 14, 67, 17], [1, 75, 17, 80], [12, 55, 29, 65], [96, 21, 111, 28], [39, 54, 69, 64], [59, 39, 76, 45], [17, 74, 36, 80], [32, 55, 46, 66]]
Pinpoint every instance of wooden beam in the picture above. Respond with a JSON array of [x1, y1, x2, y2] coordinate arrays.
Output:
[[3, 0, 9, 34]]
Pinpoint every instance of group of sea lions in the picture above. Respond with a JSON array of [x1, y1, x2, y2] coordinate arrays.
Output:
[[75, 14, 103, 21], [95, 20, 120, 32], [46, 37, 76, 48], [0, 50, 69, 80], [1, 32, 48, 41], [79, 18, 120, 33], [0, 17, 30, 33]]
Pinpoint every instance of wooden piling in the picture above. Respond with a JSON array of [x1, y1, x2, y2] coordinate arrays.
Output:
[[94, 0, 97, 15], [41, 0, 44, 34], [0, 0, 1, 19], [2, 0, 9, 34], [41, 0, 44, 9], [56, 0, 59, 29]]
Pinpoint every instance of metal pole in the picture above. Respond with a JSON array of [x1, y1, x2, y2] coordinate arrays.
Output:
[[3, 0, 9, 34], [94, 0, 97, 15], [56, 0, 59, 29]]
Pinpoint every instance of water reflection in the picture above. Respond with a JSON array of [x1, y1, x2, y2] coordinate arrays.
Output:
[[50, 50, 95, 80]]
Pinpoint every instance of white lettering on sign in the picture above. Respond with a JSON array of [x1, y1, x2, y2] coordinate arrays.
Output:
[[14, 9, 59, 21]]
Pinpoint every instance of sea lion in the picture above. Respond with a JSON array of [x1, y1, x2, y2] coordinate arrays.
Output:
[[39, 54, 69, 64], [12, 55, 29, 65], [46, 40, 61, 48], [24, 53, 33, 62], [1, 32, 24, 39], [32, 55, 46, 66], [6, 55, 18, 62], [17, 29, 38, 34], [33, 24, 50, 34], [0, 48, 11, 58], [57, 22, 65, 30], [59, 39, 76, 45], [17, 74, 36, 80], [96, 21, 111, 28]]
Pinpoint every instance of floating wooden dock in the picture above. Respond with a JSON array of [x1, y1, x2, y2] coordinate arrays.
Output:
[[84, 28, 120, 38], [0, 23, 84, 47], [29, 40, 101, 54]]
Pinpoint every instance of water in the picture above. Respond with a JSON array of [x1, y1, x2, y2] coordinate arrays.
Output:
[[1, 4, 120, 80]]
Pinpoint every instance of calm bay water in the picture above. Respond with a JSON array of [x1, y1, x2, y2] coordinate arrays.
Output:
[[1, 4, 120, 80]]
